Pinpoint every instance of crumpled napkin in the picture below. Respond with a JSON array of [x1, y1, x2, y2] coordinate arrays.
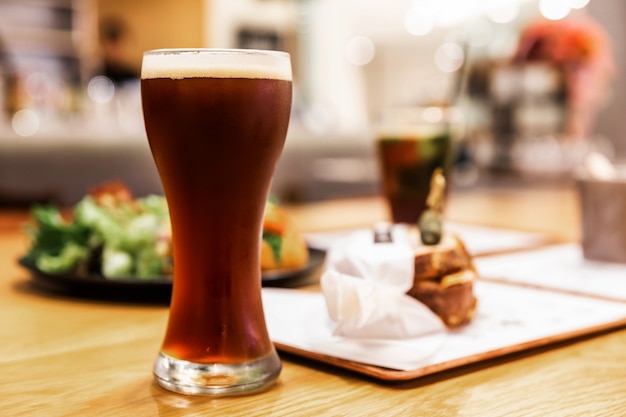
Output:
[[320, 225, 446, 339]]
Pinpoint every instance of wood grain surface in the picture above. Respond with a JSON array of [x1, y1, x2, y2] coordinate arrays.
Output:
[[3, 184, 626, 417]]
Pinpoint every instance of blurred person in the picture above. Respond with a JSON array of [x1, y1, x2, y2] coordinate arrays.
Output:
[[513, 14, 615, 139], [98, 16, 139, 85], [0, 32, 19, 115]]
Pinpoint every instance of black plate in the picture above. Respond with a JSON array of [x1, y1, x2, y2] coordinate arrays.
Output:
[[18, 248, 326, 303]]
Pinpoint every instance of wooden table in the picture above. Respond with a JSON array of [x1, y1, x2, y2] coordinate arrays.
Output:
[[2, 184, 626, 416]]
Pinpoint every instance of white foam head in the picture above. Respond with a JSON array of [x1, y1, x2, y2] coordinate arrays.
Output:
[[141, 49, 292, 81]]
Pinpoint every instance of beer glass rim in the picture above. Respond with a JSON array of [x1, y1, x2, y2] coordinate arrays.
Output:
[[141, 48, 292, 80], [143, 48, 290, 58]]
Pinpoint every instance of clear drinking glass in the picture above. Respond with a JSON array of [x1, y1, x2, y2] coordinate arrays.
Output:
[[141, 49, 292, 395], [376, 107, 454, 224]]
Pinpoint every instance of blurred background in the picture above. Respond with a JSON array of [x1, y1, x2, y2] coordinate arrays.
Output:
[[0, 0, 623, 206]]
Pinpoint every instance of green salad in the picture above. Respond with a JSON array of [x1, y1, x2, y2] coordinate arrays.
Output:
[[23, 186, 172, 280]]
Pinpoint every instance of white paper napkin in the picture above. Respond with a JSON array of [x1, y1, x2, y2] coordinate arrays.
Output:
[[262, 288, 446, 371], [320, 225, 446, 339]]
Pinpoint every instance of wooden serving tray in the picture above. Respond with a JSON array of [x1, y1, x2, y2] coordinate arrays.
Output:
[[263, 279, 626, 381], [274, 316, 626, 381]]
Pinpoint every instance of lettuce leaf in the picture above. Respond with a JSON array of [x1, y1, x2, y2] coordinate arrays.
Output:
[[262, 231, 282, 262], [23, 205, 93, 273]]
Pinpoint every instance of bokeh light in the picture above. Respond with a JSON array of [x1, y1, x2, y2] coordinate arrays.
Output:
[[12, 109, 40, 136], [434, 42, 465, 73], [345, 36, 376, 66], [539, 0, 571, 20], [24, 72, 54, 102], [87, 76, 115, 104], [404, 9, 435, 36], [435, 0, 482, 27], [486, 0, 520, 24], [422, 106, 444, 123], [569, 0, 590, 9]]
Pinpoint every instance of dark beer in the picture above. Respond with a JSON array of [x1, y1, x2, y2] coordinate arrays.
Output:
[[142, 49, 291, 395], [377, 133, 451, 224], [143, 76, 291, 363]]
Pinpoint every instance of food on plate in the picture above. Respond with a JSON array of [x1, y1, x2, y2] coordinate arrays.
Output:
[[403, 163, 476, 326], [23, 182, 308, 280], [261, 199, 309, 270], [413, 234, 474, 280], [406, 232, 477, 326], [23, 181, 172, 279]]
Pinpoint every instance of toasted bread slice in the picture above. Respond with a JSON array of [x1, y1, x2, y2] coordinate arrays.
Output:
[[413, 233, 474, 280], [407, 268, 478, 327]]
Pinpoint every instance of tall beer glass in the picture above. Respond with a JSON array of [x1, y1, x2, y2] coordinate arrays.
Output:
[[141, 49, 292, 395]]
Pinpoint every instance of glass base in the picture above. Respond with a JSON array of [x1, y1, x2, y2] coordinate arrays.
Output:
[[153, 350, 282, 396]]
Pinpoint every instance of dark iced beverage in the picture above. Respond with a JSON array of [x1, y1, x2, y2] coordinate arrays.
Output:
[[377, 123, 452, 224]]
